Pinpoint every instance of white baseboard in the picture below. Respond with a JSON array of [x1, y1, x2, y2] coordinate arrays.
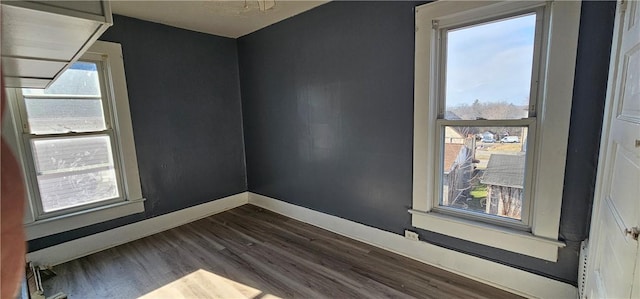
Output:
[[27, 192, 249, 266], [248, 192, 577, 299]]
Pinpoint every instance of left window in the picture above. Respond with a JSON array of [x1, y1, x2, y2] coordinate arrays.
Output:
[[4, 41, 145, 239]]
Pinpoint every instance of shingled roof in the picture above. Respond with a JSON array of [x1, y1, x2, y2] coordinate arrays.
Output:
[[443, 143, 464, 173], [480, 154, 525, 188]]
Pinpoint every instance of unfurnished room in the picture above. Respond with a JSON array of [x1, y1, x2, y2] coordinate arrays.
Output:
[[0, 0, 638, 298]]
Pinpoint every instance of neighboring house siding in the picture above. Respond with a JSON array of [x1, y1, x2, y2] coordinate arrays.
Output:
[[486, 186, 523, 218], [445, 127, 465, 144]]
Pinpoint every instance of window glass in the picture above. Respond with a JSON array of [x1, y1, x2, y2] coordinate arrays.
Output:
[[22, 61, 105, 135], [24, 98, 106, 134], [23, 62, 101, 96], [440, 126, 528, 220], [444, 14, 536, 120], [31, 136, 119, 212]]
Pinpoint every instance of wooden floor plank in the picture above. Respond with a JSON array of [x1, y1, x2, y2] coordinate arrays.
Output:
[[41, 205, 522, 298]]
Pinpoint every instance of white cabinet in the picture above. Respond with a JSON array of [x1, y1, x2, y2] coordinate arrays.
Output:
[[1, 1, 112, 88]]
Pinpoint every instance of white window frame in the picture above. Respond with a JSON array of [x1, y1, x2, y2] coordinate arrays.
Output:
[[411, 0, 581, 261], [433, 8, 544, 229], [3, 41, 145, 240]]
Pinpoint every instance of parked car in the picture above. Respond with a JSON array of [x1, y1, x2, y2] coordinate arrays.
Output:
[[482, 136, 495, 143], [500, 136, 520, 143]]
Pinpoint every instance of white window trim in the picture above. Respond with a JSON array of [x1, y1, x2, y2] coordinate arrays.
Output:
[[3, 41, 145, 240], [411, 0, 581, 261]]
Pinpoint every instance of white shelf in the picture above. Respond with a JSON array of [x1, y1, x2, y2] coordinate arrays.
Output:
[[1, 0, 113, 88]]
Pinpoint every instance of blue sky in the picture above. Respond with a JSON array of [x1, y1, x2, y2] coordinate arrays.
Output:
[[445, 14, 536, 108]]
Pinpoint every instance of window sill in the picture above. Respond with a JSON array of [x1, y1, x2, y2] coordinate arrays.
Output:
[[409, 209, 565, 261], [25, 198, 146, 240]]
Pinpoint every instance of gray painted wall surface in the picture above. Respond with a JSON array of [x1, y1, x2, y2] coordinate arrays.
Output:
[[28, 15, 247, 251], [239, 1, 615, 285]]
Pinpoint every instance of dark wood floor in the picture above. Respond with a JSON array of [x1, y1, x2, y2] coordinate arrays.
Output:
[[42, 205, 521, 298]]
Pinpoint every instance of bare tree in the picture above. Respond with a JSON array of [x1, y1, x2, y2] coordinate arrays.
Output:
[[450, 100, 527, 119]]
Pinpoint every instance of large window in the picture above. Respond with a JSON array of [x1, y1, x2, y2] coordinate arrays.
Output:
[[437, 12, 540, 228], [4, 41, 144, 239], [412, 1, 581, 261]]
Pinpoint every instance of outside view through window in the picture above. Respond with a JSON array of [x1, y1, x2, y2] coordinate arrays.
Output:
[[440, 14, 536, 220], [24, 62, 120, 213]]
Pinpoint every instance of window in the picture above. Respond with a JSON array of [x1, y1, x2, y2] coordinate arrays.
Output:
[[4, 41, 144, 239], [437, 12, 540, 228], [411, 1, 581, 261]]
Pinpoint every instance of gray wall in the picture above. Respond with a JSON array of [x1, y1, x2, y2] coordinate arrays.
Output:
[[239, 1, 616, 285], [28, 15, 247, 251]]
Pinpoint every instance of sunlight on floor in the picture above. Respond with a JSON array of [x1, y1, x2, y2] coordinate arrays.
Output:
[[138, 269, 281, 299]]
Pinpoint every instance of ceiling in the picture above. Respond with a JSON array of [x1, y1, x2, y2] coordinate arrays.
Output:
[[110, 1, 329, 38]]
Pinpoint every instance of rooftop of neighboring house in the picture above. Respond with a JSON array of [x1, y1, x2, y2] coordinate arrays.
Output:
[[480, 154, 525, 188], [444, 143, 465, 173]]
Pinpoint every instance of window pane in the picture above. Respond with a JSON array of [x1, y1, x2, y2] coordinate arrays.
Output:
[[24, 98, 106, 134], [31, 136, 119, 212], [441, 126, 528, 220], [22, 61, 106, 135], [23, 62, 101, 96], [445, 14, 536, 120]]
